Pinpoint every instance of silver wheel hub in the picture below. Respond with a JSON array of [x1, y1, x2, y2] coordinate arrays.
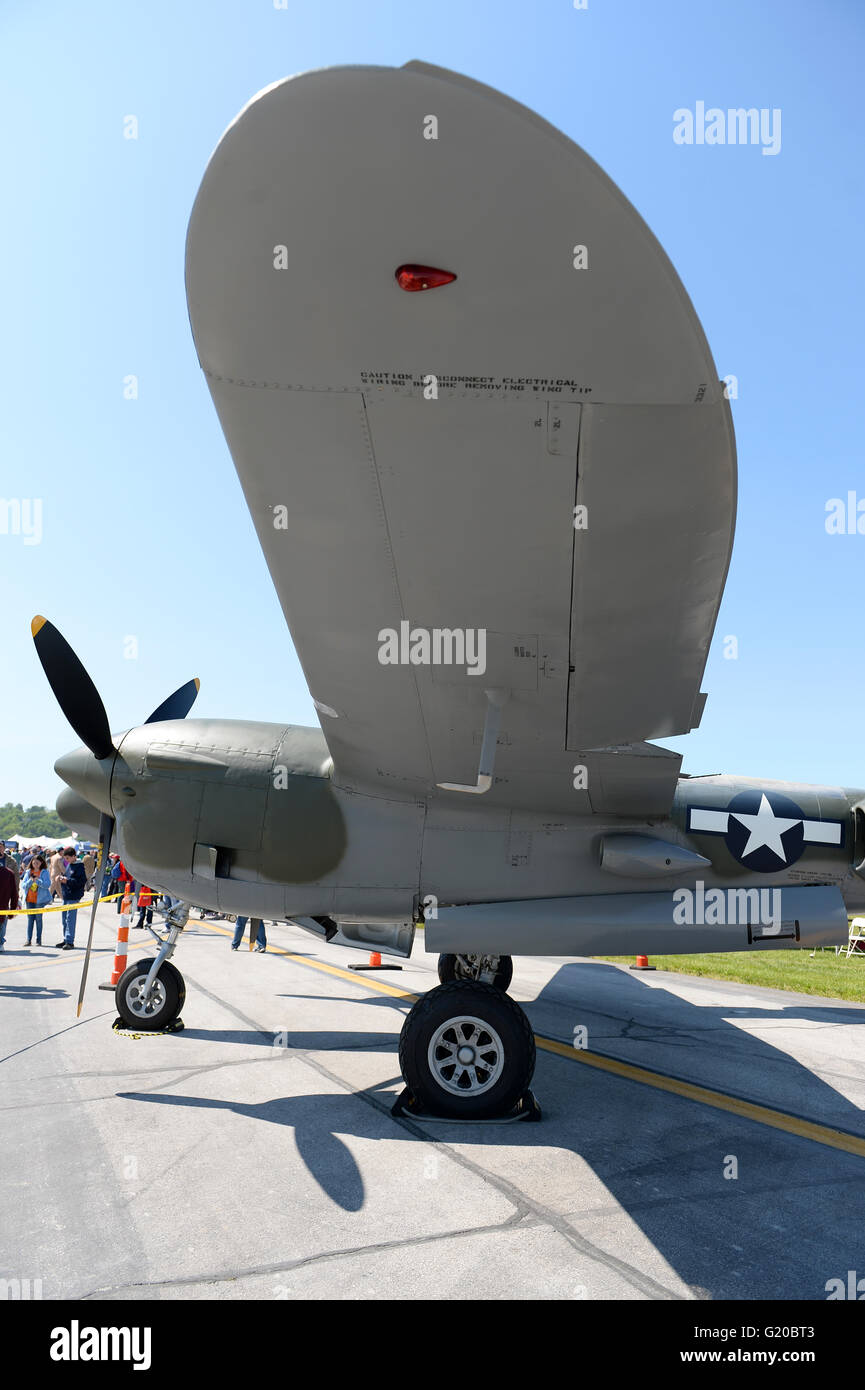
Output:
[[125, 973, 167, 1019], [428, 1014, 505, 1096]]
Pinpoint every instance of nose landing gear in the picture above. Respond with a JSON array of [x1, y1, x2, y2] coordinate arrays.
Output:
[[114, 902, 188, 1032]]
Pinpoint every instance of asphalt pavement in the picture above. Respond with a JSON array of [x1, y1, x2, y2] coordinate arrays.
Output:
[[2, 905, 865, 1300]]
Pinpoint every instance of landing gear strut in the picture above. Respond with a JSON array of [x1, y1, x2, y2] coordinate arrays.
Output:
[[398, 980, 535, 1119], [437, 952, 514, 993]]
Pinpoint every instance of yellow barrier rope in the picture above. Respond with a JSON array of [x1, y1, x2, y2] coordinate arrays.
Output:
[[0, 892, 127, 917]]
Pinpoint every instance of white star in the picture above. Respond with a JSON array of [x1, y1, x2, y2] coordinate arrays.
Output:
[[730, 794, 800, 862]]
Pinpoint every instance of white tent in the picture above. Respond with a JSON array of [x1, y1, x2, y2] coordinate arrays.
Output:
[[5, 834, 78, 850]]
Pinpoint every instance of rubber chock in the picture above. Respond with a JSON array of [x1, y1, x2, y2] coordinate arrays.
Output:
[[391, 1087, 541, 1123]]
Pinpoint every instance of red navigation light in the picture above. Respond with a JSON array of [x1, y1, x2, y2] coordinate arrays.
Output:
[[395, 264, 457, 292]]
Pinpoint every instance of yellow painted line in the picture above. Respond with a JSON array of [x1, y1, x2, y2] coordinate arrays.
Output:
[[191, 919, 418, 1000], [534, 1037, 865, 1158], [192, 919, 865, 1157]]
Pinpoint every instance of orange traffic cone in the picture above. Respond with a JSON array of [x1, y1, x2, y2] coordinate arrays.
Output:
[[98, 890, 133, 990], [630, 954, 656, 971]]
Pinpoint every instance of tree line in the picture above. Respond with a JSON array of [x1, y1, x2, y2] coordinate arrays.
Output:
[[0, 803, 69, 838]]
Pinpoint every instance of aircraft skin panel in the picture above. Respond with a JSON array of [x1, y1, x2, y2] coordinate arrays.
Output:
[[205, 381, 435, 794], [568, 400, 736, 748], [362, 392, 576, 795], [186, 61, 736, 815]]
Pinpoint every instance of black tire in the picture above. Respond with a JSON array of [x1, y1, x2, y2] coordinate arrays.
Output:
[[399, 980, 535, 1119], [437, 952, 514, 993], [115, 957, 185, 1031]]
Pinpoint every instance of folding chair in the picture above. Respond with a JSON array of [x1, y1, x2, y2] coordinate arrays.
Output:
[[839, 917, 865, 959]]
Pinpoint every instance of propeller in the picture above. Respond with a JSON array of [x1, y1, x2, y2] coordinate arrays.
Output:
[[31, 615, 199, 1016], [145, 678, 200, 725], [31, 616, 114, 760]]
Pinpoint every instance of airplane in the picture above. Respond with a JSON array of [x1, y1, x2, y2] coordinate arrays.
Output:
[[34, 61, 864, 1120]]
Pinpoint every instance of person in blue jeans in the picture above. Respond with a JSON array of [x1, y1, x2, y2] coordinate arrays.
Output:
[[231, 916, 267, 952], [20, 853, 51, 945], [57, 849, 87, 949]]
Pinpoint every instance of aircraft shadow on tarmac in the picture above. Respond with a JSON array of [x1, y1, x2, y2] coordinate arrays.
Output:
[[118, 961, 865, 1297], [272, 991, 410, 1009], [116, 1087, 405, 1214], [176, 1026, 401, 1051], [0, 982, 68, 999]]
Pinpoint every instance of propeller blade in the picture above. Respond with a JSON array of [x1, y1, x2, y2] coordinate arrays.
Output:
[[76, 811, 114, 1018], [31, 616, 114, 761], [145, 677, 200, 725]]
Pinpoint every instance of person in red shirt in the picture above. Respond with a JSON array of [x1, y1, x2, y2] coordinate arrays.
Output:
[[0, 861, 18, 952], [112, 859, 134, 913], [134, 885, 154, 930]]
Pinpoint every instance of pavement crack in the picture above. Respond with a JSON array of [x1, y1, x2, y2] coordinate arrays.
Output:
[[115, 1140, 205, 1209], [0, 1010, 117, 1067], [79, 1212, 538, 1298]]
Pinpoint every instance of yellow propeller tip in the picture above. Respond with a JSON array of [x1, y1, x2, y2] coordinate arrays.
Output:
[[31, 615, 47, 637], [194, 678, 200, 691]]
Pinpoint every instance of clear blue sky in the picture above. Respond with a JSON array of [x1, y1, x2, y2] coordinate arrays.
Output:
[[1, 0, 863, 808]]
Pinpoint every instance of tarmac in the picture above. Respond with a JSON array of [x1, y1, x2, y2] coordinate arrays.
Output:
[[3, 904, 865, 1301]]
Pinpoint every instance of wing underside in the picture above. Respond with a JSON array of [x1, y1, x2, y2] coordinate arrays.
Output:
[[186, 62, 736, 817]]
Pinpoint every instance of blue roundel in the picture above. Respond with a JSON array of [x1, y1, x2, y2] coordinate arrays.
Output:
[[724, 790, 806, 872]]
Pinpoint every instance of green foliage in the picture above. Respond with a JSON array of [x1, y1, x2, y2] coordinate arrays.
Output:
[[0, 803, 69, 839]]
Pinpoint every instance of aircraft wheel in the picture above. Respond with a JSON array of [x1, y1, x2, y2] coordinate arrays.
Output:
[[115, 957, 185, 1031], [437, 952, 514, 992], [399, 980, 535, 1119]]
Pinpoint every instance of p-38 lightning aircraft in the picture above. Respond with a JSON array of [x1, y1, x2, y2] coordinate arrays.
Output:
[[36, 62, 864, 1118]]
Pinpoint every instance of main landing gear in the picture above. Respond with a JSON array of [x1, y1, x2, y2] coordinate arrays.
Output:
[[115, 902, 189, 1032], [397, 980, 536, 1120], [437, 952, 514, 993]]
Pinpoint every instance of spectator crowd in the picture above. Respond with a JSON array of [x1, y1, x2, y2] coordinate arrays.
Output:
[[0, 843, 159, 952]]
